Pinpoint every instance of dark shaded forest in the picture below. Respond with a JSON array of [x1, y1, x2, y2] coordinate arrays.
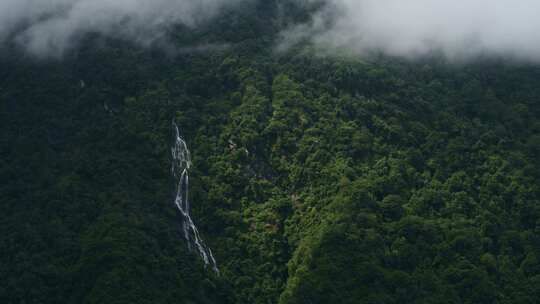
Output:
[[2, 1, 540, 303]]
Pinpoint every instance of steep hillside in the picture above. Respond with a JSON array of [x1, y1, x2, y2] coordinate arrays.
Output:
[[2, 1, 540, 303]]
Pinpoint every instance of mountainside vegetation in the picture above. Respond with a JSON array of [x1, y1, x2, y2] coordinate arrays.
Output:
[[2, 1, 540, 303]]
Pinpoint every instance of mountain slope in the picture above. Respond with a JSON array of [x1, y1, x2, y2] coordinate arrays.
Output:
[[2, 2, 540, 303]]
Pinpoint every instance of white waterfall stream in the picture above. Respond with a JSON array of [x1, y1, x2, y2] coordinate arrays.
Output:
[[171, 121, 219, 274]]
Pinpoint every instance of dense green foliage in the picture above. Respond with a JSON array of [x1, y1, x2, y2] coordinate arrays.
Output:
[[2, 1, 540, 303]]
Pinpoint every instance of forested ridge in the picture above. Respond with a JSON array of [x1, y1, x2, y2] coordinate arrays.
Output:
[[2, 1, 540, 303]]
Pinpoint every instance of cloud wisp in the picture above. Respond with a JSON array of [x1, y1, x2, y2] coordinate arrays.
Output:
[[0, 0, 241, 57], [4, 0, 540, 61], [281, 0, 540, 61]]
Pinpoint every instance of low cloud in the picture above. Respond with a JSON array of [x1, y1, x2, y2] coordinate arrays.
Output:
[[0, 0, 241, 57], [282, 0, 540, 61], [5, 1, 540, 61]]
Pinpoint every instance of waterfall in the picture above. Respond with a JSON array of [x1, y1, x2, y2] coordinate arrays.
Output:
[[171, 121, 219, 274]]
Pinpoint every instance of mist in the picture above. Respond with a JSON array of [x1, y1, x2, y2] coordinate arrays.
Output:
[[0, 0, 242, 57], [283, 0, 540, 61], [4, 1, 540, 61]]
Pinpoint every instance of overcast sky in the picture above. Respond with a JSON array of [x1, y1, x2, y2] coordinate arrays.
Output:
[[2, 0, 540, 61]]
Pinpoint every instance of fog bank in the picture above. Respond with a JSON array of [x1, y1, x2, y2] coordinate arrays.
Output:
[[0, 0, 241, 57], [282, 0, 540, 61]]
